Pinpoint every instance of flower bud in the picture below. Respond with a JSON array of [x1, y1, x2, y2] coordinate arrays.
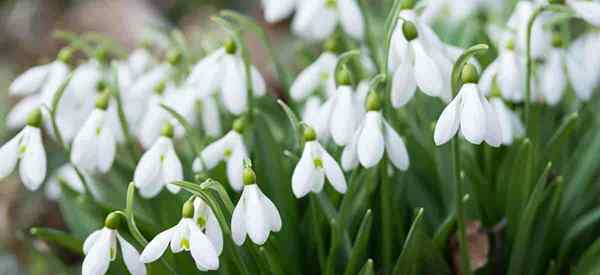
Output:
[[154, 80, 166, 95], [181, 200, 195, 218], [167, 48, 182, 65], [161, 122, 174, 138], [224, 38, 238, 54], [233, 117, 246, 133], [336, 67, 353, 86], [303, 126, 317, 142], [26, 108, 42, 128], [95, 92, 111, 110], [400, 0, 416, 10], [366, 91, 382, 111], [58, 47, 74, 64], [104, 212, 121, 229], [243, 167, 256, 186], [402, 21, 418, 41], [551, 33, 564, 48], [461, 64, 479, 84]]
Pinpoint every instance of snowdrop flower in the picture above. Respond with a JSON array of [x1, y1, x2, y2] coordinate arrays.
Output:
[[341, 92, 410, 170], [292, 126, 347, 198], [262, 0, 297, 23], [6, 94, 41, 130], [133, 122, 183, 198], [128, 48, 154, 77], [490, 98, 525, 145], [0, 108, 46, 190], [82, 213, 146, 275], [328, 69, 362, 145], [565, 32, 600, 101], [290, 39, 339, 100], [194, 118, 248, 191], [140, 199, 221, 271], [389, 18, 451, 107], [231, 167, 282, 246], [508, 1, 552, 59], [45, 164, 86, 201], [186, 39, 266, 115], [137, 82, 179, 149], [70, 93, 116, 174], [434, 65, 502, 147], [9, 48, 71, 97], [550, 0, 600, 27], [480, 38, 525, 102], [536, 34, 568, 105], [292, 0, 364, 41]]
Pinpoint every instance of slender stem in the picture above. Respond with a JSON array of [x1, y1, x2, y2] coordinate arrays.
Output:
[[379, 159, 393, 273], [452, 139, 471, 275]]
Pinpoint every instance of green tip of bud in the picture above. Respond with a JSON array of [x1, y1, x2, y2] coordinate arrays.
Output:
[[182, 200, 195, 218], [336, 67, 353, 86], [402, 21, 418, 41], [154, 81, 166, 95], [224, 38, 238, 54], [243, 167, 256, 186], [325, 0, 337, 8], [548, 0, 565, 4], [167, 49, 182, 65], [58, 47, 74, 64], [233, 117, 246, 133], [324, 36, 342, 54], [506, 38, 515, 51], [400, 0, 416, 10], [303, 126, 317, 142], [161, 122, 174, 138], [26, 108, 43, 128], [94, 47, 109, 64], [366, 92, 382, 111], [551, 33, 564, 48], [95, 92, 111, 110], [104, 212, 121, 229], [461, 64, 480, 84]]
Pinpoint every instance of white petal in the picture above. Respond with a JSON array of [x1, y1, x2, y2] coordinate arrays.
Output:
[[262, 0, 296, 23], [434, 94, 461, 146], [162, 144, 183, 193], [129, 48, 154, 76], [169, 220, 189, 253], [83, 229, 104, 255], [134, 141, 164, 198], [0, 131, 22, 179], [338, 0, 364, 40], [459, 84, 486, 145], [82, 229, 111, 275], [118, 234, 147, 275], [245, 185, 270, 245], [200, 133, 232, 169], [357, 112, 384, 168], [480, 95, 502, 147], [7, 95, 41, 130], [383, 121, 410, 170], [200, 96, 222, 137], [260, 188, 282, 232], [292, 0, 337, 41], [40, 61, 70, 106], [251, 66, 266, 96], [318, 143, 347, 193], [231, 189, 248, 246], [291, 58, 327, 100], [71, 109, 103, 173], [540, 50, 566, 106], [140, 228, 174, 263], [221, 56, 247, 115], [189, 225, 220, 270], [330, 86, 359, 146], [413, 41, 443, 97], [479, 60, 499, 96], [491, 98, 514, 145], [341, 125, 361, 171], [10, 64, 50, 95], [187, 49, 225, 94], [497, 51, 523, 102], [391, 62, 417, 108], [20, 127, 46, 190], [97, 124, 116, 173], [291, 143, 321, 198], [569, 0, 600, 27], [227, 143, 247, 192], [205, 209, 224, 255]]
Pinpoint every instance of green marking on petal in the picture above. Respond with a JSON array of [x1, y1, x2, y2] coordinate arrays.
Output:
[[181, 238, 190, 250], [224, 148, 232, 159], [313, 158, 323, 169]]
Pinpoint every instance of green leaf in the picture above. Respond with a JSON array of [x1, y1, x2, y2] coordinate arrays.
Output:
[[392, 208, 424, 275], [344, 210, 373, 275], [30, 227, 84, 254], [358, 259, 375, 275]]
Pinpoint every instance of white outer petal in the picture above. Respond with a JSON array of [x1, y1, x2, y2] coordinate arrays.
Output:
[[291, 57, 328, 100], [0, 130, 23, 179], [383, 121, 410, 170], [189, 224, 220, 271], [231, 188, 248, 246], [20, 127, 46, 190], [330, 86, 358, 146], [200, 132, 234, 169], [357, 112, 384, 168], [133, 139, 165, 198], [291, 142, 321, 198], [245, 185, 270, 245], [82, 229, 112, 275], [434, 94, 461, 146], [391, 62, 417, 108], [569, 0, 600, 27], [412, 41, 443, 97], [205, 209, 224, 255], [162, 143, 183, 194], [140, 228, 174, 263], [540, 49, 566, 106], [221, 55, 247, 115], [6, 95, 41, 130], [337, 0, 364, 40], [83, 229, 104, 255], [260, 188, 282, 232], [480, 95, 502, 147], [262, 0, 296, 23], [9, 64, 50, 95], [459, 84, 486, 145], [318, 143, 347, 193], [118, 234, 147, 275], [226, 143, 247, 191]]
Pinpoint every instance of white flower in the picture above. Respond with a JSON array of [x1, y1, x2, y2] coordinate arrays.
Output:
[[10, 60, 69, 97], [302, 96, 324, 136], [537, 47, 567, 105], [292, 128, 347, 198], [231, 168, 282, 246], [480, 39, 525, 102], [45, 164, 86, 201], [290, 51, 337, 100], [195, 128, 247, 191], [83, 223, 146, 275], [389, 13, 452, 107], [0, 109, 46, 191], [434, 83, 502, 147], [140, 199, 221, 271], [329, 84, 362, 146], [490, 98, 525, 145], [71, 108, 116, 175], [507, 1, 552, 59], [186, 43, 266, 115], [342, 110, 410, 170], [292, 0, 364, 41], [566, 0, 600, 27], [133, 128, 183, 198], [6, 95, 41, 130], [565, 32, 600, 101], [128, 48, 155, 77], [262, 0, 297, 23]]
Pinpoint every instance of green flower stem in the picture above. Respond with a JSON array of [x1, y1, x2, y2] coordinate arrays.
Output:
[[30, 227, 83, 254], [379, 159, 393, 273], [110, 64, 139, 162]]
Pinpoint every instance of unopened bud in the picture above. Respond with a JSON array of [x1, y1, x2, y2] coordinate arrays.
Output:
[[58, 47, 74, 64]]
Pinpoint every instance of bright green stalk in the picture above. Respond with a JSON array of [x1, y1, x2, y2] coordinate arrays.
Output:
[[379, 159, 393, 273]]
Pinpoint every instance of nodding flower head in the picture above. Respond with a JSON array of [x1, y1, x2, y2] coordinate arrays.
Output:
[[104, 212, 121, 230], [402, 21, 418, 41], [224, 38, 238, 54]]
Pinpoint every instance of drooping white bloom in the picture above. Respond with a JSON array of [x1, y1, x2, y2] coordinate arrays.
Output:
[[537, 46, 567, 105], [434, 83, 502, 147], [292, 128, 347, 198], [231, 168, 282, 246], [71, 107, 116, 175], [262, 0, 297, 23], [292, 0, 364, 41], [508, 1, 552, 59], [342, 110, 410, 170], [490, 98, 525, 145], [186, 43, 266, 115], [565, 32, 600, 101], [328, 83, 362, 146], [45, 164, 86, 201], [194, 127, 247, 191], [302, 96, 324, 136], [6, 95, 41, 130], [140, 199, 221, 271], [389, 12, 452, 107], [290, 51, 337, 100], [82, 225, 146, 275], [565, 0, 600, 27], [9, 60, 69, 97], [0, 109, 46, 191], [133, 126, 183, 198], [480, 39, 525, 102]]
